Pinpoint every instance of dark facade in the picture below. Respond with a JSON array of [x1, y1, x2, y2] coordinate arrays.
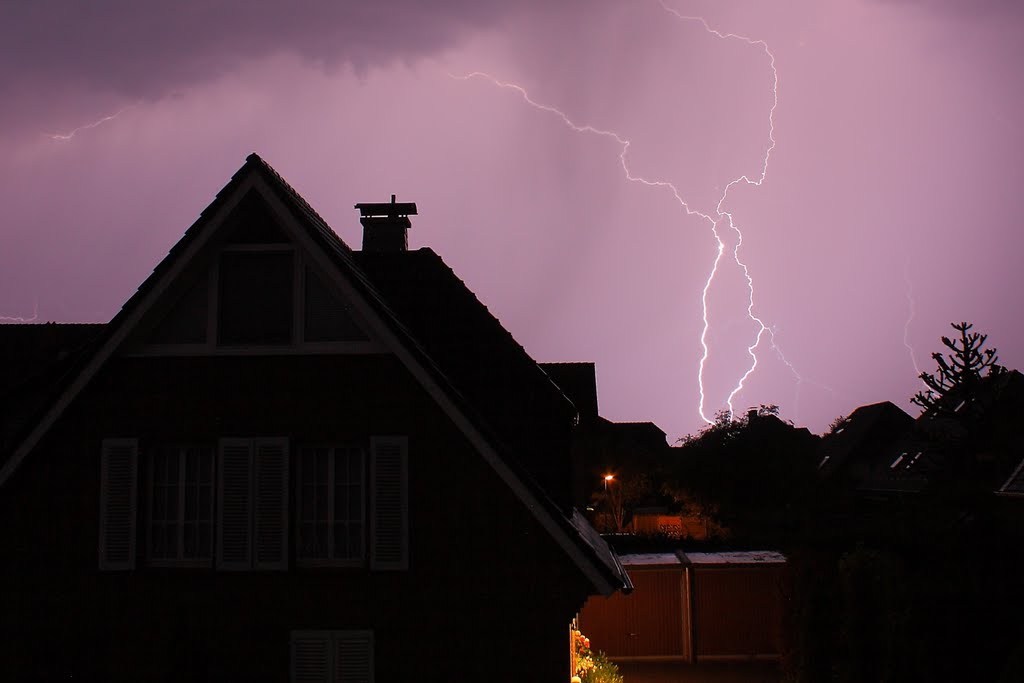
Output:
[[0, 154, 628, 682]]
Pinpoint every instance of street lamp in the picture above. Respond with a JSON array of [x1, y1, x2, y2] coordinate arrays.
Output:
[[603, 474, 614, 491]]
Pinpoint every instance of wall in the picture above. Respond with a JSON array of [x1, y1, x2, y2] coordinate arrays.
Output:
[[0, 353, 590, 682]]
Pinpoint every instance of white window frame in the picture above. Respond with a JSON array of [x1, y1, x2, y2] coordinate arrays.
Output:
[[145, 443, 215, 567], [133, 247, 384, 357], [296, 445, 366, 567]]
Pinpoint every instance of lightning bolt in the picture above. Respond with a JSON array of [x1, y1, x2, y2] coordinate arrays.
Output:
[[0, 300, 39, 323], [765, 325, 837, 423], [903, 257, 923, 378], [453, 1, 779, 425], [45, 104, 136, 142]]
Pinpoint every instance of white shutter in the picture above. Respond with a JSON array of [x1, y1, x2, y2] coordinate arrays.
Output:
[[254, 437, 289, 570], [99, 438, 138, 570], [335, 631, 374, 683], [218, 439, 252, 569], [290, 631, 330, 683], [370, 436, 407, 571]]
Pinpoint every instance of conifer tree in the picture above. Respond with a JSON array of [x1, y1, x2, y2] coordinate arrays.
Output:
[[910, 321, 1002, 417]]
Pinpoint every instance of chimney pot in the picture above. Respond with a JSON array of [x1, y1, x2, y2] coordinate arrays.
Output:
[[355, 196, 417, 252]]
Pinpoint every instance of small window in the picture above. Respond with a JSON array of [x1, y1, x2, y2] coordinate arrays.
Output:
[[148, 276, 208, 345], [297, 446, 365, 564], [304, 268, 368, 343], [147, 445, 214, 564], [217, 251, 294, 346]]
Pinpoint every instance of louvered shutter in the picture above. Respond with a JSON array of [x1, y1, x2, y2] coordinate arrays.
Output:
[[218, 439, 252, 569], [335, 631, 374, 683], [99, 438, 138, 570], [254, 438, 289, 570], [370, 436, 407, 571], [290, 631, 330, 683]]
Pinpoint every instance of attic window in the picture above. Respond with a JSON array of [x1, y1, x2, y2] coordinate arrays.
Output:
[[304, 267, 368, 342], [223, 191, 290, 244], [148, 275, 208, 345], [217, 251, 294, 345]]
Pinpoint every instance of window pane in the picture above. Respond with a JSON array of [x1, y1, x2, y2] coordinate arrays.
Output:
[[199, 486, 212, 522], [166, 523, 179, 557], [147, 276, 208, 345], [217, 251, 294, 345], [304, 267, 368, 342], [148, 445, 213, 562], [198, 523, 211, 557]]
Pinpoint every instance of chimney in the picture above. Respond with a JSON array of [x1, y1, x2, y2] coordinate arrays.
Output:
[[355, 194, 417, 252]]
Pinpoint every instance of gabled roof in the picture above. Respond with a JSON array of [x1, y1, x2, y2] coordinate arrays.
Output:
[[0, 153, 628, 595], [998, 457, 1024, 497], [818, 401, 914, 476], [0, 323, 105, 453], [540, 362, 599, 422], [355, 250, 578, 444]]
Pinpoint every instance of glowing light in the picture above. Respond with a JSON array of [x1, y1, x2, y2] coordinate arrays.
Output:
[[46, 104, 137, 142], [453, 1, 781, 426], [765, 325, 837, 422], [903, 258, 923, 378], [0, 300, 39, 323]]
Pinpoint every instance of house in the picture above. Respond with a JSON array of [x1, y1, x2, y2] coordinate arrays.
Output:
[[817, 401, 914, 484], [820, 373, 1024, 496], [538, 362, 672, 518], [0, 154, 630, 682]]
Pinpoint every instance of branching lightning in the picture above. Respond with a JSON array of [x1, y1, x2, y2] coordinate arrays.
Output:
[[0, 300, 39, 324], [766, 325, 837, 422], [903, 258, 923, 379], [45, 104, 136, 142], [454, 0, 781, 425]]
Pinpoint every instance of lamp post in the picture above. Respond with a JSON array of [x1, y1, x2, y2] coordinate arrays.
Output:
[[603, 474, 614, 492]]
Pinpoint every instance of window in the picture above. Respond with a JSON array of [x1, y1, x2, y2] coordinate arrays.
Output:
[[291, 630, 373, 683], [217, 251, 294, 346], [147, 445, 214, 564], [99, 434, 404, 573], [304, 267, 368, 343], [297, 446, 365, 565], [147, 275, 208, 345]]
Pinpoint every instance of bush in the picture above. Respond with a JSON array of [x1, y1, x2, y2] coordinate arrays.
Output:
[[582, 651, 622, 683]]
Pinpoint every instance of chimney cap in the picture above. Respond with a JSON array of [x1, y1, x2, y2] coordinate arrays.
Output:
[[354, 194, 417, 218]]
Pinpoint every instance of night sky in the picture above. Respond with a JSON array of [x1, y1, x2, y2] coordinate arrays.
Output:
[[2, 0, 1022, 440]]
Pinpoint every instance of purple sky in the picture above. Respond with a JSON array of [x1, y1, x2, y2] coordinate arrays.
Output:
[[2, 0, 1022, 440]]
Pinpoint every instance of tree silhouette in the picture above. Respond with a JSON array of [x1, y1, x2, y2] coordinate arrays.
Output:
[[910, 321, 1002, 417]]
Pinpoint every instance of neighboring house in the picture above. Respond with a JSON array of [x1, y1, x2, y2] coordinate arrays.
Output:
[[821, 374, 1024, 496], [0, 154, 629, 682], [539, 362, 671, 513], [817, 401, 914, 486]]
